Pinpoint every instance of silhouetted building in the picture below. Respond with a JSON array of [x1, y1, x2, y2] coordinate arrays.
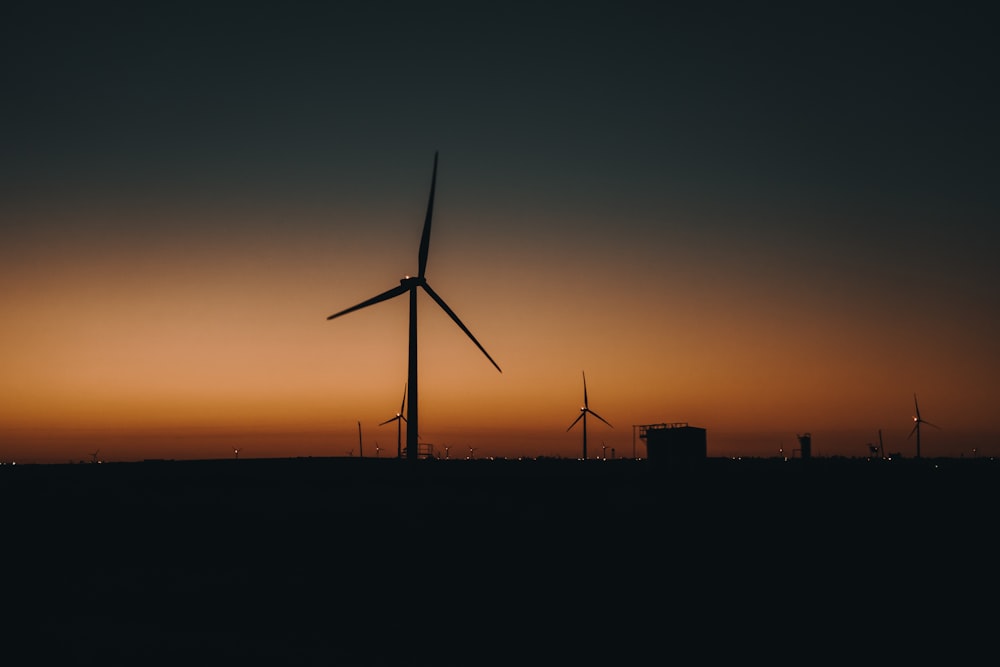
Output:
[[795, 433, 812, 459], [640, 423, 707, 463]]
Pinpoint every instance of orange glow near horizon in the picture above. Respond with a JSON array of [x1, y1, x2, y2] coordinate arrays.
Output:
[[3, 0, 998, 468], [2, 186, 998, 464]]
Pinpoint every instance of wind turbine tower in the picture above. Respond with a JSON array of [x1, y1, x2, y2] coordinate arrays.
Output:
[[327, 153, 502, 460], [909, 393, 939, 459], [567, 371, 613, 460], [379, 383, 407, 459]]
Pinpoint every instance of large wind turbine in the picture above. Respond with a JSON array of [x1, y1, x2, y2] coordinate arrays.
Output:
[[908, 393, 939, 459], [379, 383, 407, 459], [327, 152, 502, 460], [566, 371, 613, 460]]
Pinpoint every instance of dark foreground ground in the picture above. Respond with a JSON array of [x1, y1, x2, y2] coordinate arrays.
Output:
[[3, 456, 997, 665]]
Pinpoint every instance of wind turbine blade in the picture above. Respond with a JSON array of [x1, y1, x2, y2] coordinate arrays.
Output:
[[913, 393, 921, 420], [327, 283, 408, 320], [567, 413, 584, 431], [379, 417, 395, 426], [400, 382, 407, 413], [923, 420, 941, 429], [417, 151, 438, 278], [582, 371, 589, 409], [907, 423, 918, 439], [587, 409, 613, 428], [422, 282, 502, 373]]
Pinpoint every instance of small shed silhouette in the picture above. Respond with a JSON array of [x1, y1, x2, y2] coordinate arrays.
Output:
[[640, 423, 707, 463]]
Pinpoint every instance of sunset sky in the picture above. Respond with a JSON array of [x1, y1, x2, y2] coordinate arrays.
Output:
[[2, 2, 997, 462]]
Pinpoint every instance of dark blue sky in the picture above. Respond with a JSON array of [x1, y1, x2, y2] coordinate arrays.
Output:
[[6, 2, 995, 206]]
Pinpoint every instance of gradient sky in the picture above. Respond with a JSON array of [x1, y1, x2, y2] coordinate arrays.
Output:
[[2, 2, 998, 462]]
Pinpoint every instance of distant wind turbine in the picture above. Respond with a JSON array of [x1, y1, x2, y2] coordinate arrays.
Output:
[[908, 393, 939, 459], [327, 152, 502, 460], [379, 383, 408, 459], [566, 371, 613, 460]]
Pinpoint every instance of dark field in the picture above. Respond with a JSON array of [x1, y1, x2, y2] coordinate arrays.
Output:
[[3, 456, 997, 665]]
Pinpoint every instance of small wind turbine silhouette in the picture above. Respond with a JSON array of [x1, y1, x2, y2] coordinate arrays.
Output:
[[379, 383, 408, 459], [566, 371, 613, 460], [326, 152, 502, 460], [908, 393, 939, 459], [89, 450, 100, 464]]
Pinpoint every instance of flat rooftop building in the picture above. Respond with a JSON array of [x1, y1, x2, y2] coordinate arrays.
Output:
[[639, 423, 707, 463]]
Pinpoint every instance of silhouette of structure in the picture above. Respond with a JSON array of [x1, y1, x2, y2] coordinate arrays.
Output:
[[795, 433, 812, 459], [566, 371, 613, 460], [379, 383, 407, 459], [909, 393, 939, 459], [357, 421, 364, 459], [327, 152, 502, 460], [867, 429, 885, 459], [639, 423, 706, 463]]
